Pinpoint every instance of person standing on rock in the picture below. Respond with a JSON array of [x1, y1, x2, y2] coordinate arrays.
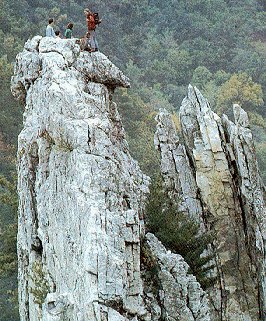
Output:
[[84, 8, 101, 51], [65, 23, 74, 39], [46, 18, 56, 37]]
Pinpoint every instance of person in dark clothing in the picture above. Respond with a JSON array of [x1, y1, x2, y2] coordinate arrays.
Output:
[[65, 23, 74, 39], [55, 30, 61, 38]]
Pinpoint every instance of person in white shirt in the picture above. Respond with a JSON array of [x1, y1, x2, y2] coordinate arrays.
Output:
[[46, 18, 56, 37]]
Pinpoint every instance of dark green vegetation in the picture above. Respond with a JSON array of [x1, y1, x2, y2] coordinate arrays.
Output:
[[0, 174, 18, 320], [145, 177, 216, 289], [0, 0, 265, 319]]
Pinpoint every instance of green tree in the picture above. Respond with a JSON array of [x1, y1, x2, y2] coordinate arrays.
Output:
[[0, 55, 22, 144], [216, 72, 264, 114], [255, 142, 266, 182], [0, 173, 18, 276], [0, 173, 18, 321], [145, 177, 216, 289], [115, 88, 160, 178], [191, 66, 212, 89]]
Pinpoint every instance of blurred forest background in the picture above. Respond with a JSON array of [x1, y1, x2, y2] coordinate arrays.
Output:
[[0, 0, 265, 319]]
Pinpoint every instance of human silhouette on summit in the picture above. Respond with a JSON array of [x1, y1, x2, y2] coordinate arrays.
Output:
[[84, 8, 101, 52]]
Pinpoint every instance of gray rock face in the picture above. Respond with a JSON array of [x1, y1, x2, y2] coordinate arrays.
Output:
[[12, 38, 212, 321], [154, 109, 205, 229], [155, 86, 266, 321], [12, 36, 147, 321], [144, 233, 211, 321]]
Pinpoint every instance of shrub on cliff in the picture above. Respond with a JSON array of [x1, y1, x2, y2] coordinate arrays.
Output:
[[145, 176, 216, 289]]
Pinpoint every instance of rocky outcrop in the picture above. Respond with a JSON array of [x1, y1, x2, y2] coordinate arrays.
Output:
[[154, 110, 205, 230], [12, 38, 211, 321], [12, 36, 148, 321], [143, 233, 211, 321], [155, 86, 266, 321]]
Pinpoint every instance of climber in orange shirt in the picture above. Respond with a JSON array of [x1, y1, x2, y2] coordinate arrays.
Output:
[[84, 8, 101, 52]]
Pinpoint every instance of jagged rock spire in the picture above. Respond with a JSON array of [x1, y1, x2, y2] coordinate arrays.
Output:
[[155, 85, 266, 321], [12, 36, 148, 321], [154, 108, 205, 229]]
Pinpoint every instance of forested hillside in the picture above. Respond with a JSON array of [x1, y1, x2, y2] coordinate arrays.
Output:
[[0, 0, 265, 319]]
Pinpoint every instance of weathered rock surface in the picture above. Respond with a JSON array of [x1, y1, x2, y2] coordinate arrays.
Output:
[[154, 109, 205, 229], [12, 36, 147, 321], [12, 38, 211, 321], [155, 86, 266, 321], [144, 233, 211, 321]]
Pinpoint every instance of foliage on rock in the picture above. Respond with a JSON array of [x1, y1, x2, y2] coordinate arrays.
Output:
[[29, 262, 49, 307], [145, 177, 216, 289]]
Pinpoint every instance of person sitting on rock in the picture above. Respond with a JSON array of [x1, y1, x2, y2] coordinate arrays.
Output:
[[55, 30, 61, 38], [84, 9, 101, 52], [80, 32, 92, 52], [46, 18, 56, 37], [65, 23, 74, 39]]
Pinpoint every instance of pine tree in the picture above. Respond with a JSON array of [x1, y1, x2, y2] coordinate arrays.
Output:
[[145, 176, 216, 289]]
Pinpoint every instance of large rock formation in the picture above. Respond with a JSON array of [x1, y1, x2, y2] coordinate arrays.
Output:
[[12, 38, 211, 321], [155, 86, 266, 321], [12, 36, 148, 321]]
